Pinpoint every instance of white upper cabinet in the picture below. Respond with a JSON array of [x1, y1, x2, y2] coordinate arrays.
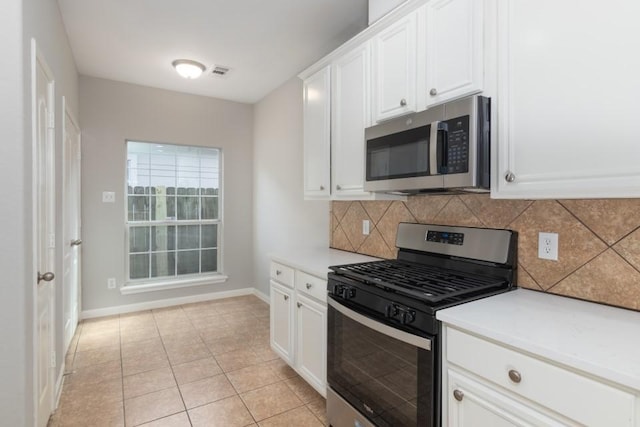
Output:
[[423, 0, 483, 107], [331, 42, 372, 199], [303, 66, 331, 199], [372, 11, 418, 122], [492, 0, 640, 199]]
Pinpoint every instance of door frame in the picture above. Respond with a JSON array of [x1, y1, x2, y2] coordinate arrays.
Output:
[[61, 95, 81, 353], [31, 38, 56, 427]]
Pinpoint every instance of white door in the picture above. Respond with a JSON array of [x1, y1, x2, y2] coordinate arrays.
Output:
[[32, 40, 56, 427], [270, 281, 294, 364], [62, 98, 81, 352], [372, 11, 417, 122], [303, 66, 331, 200], [331, 42, 372, 199], [424, 0, 484, 106], [296, 293, 327, 396]]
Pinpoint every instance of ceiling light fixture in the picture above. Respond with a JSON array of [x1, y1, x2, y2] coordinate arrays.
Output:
[[172, 59, 206, 79]]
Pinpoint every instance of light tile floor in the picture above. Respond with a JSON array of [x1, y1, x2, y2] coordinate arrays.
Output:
[[49, 295, 327, 427]]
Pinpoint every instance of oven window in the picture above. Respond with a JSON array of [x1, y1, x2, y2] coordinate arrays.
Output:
[[327, 303, 434, 427], [366, 126, 430, 181]]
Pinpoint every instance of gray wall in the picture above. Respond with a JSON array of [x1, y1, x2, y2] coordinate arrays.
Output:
[[80, 76, 254, 311], [0, 0, 80, 423], [252, 77, 330, 296]]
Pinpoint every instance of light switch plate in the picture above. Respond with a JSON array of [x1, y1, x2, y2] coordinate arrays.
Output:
[[102, 191, 115, 203]]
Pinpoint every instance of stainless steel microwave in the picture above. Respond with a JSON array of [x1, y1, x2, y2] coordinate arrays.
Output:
[[364, 95, 490, 193]]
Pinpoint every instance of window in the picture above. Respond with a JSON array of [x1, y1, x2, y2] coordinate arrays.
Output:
[[126, 141, 222, 286]]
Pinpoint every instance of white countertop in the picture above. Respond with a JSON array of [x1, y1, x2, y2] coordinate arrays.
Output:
[[270, 248, 380, 278], [437, 289, 640, 391]]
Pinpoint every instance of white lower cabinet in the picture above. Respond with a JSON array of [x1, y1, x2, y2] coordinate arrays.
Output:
[[295, 293, 327, 394], [443, 326, 637, 427], [269, 261, 328, 397], [269, 280, 293, 364]]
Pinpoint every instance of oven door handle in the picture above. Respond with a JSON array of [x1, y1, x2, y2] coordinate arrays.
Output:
[[328, 298, 432, 351]]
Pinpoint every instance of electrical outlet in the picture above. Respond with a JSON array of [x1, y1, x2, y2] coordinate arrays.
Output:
[[107, 278, 117, 289], [538, 232, 559, 261], [102, 191, 116, 203], [362, 220, 370, 235]]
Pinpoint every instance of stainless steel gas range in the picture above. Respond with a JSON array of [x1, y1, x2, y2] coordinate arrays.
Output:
[[326, 222, 518, 427]]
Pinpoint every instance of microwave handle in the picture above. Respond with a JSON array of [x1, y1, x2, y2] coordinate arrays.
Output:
[[429, 121, 449, 175]]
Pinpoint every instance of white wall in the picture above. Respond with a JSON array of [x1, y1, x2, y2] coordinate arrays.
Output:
[[368, 0, 408, 24], [253, 77, 330, 296], [79, 76, 254, 311], [0, 1, 29, 424]]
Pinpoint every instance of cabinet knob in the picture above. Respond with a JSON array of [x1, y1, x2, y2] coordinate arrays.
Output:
[[283, 295, 289, 301], [320, 185, 325, 191], [504, 171, 516, 183], [453, 389, 464, 401], [336, 185, 342, 190], [429, 88, 438, 96], [508, 369, 522, 383], [400, 98, 407, 107], [38, 271, 55, 283], [306, 283, 313, 289], [297, 302, 302, 308], [276, 270, 282, 275]]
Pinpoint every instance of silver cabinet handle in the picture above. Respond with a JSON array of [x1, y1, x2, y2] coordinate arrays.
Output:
[[336, 185, 342, 190], [276, 270, 282, 276], [38, 271, 55, 283], [320, 185, 325, 191], [283, 295, 289, 301], [508, 369, 522, 383], [400, 98, 407, 107], [429, 88, 438, 96], [71, 239, 82, 246], [306, 283, 313, 289], [505, 171, 516, 183], [453, 389, 464, 401], [297, 302, 302, 308]]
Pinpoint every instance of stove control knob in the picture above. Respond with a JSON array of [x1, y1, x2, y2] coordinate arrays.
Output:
[[344, 287, 356, 300], [400, 310, 415, 325], [385, 305, 399, 318]]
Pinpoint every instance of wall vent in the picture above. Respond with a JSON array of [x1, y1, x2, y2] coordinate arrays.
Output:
[[211, 66, 230, 77]]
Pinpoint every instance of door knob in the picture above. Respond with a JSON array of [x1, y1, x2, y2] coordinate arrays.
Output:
[[38, 271, 55, 283]]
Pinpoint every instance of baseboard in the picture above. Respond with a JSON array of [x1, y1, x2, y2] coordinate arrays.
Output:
[[54, 362, 65, 410], [81, 287, 258, 319], [253, 288, 270, 304]]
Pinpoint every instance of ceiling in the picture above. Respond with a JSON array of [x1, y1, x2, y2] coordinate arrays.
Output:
[[57, 0, 369, 104]]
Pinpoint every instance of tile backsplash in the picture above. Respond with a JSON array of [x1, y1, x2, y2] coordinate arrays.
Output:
[[330, 195, 640, 311]]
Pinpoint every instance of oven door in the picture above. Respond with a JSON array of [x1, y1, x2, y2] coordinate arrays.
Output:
[[327, 297, 436, 427]]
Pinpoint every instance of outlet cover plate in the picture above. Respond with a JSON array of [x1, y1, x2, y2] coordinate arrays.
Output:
[[102, 191, 116, 203], [362, 220, 370, 235], [107, 278, 117, 289], [538, 232, 558, 261]]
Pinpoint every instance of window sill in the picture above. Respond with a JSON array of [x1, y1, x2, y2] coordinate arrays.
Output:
[[120, 274, 228, 295]]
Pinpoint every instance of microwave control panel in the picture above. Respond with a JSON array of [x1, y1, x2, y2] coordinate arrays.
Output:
[[445, 116, 470, 174]]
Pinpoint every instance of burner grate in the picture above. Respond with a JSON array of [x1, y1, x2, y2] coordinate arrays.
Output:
[[331, 260, 508, 303]]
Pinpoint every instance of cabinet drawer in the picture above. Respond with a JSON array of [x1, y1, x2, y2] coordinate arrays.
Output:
[[295, 270, 327, 303], [446, 328, 635, 426], [270, 262, 294, 288]]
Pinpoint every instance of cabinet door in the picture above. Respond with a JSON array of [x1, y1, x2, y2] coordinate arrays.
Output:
[[296, 293, 327, 397], [493, 1, 640, 199], [447, 370, 570, 427], [303, 66, 331, 199], [372, 11, 417, 122], [270, 281, 294, 364], [424, 0, 483, 106], [332, 42, 372, 199]]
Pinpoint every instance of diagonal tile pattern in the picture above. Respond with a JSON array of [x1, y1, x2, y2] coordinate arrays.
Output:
[[331, 195, 640, 311], [50, 295, 328, 427]]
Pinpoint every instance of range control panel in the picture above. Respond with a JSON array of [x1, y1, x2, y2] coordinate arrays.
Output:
[[426, 230, 464, 246]]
